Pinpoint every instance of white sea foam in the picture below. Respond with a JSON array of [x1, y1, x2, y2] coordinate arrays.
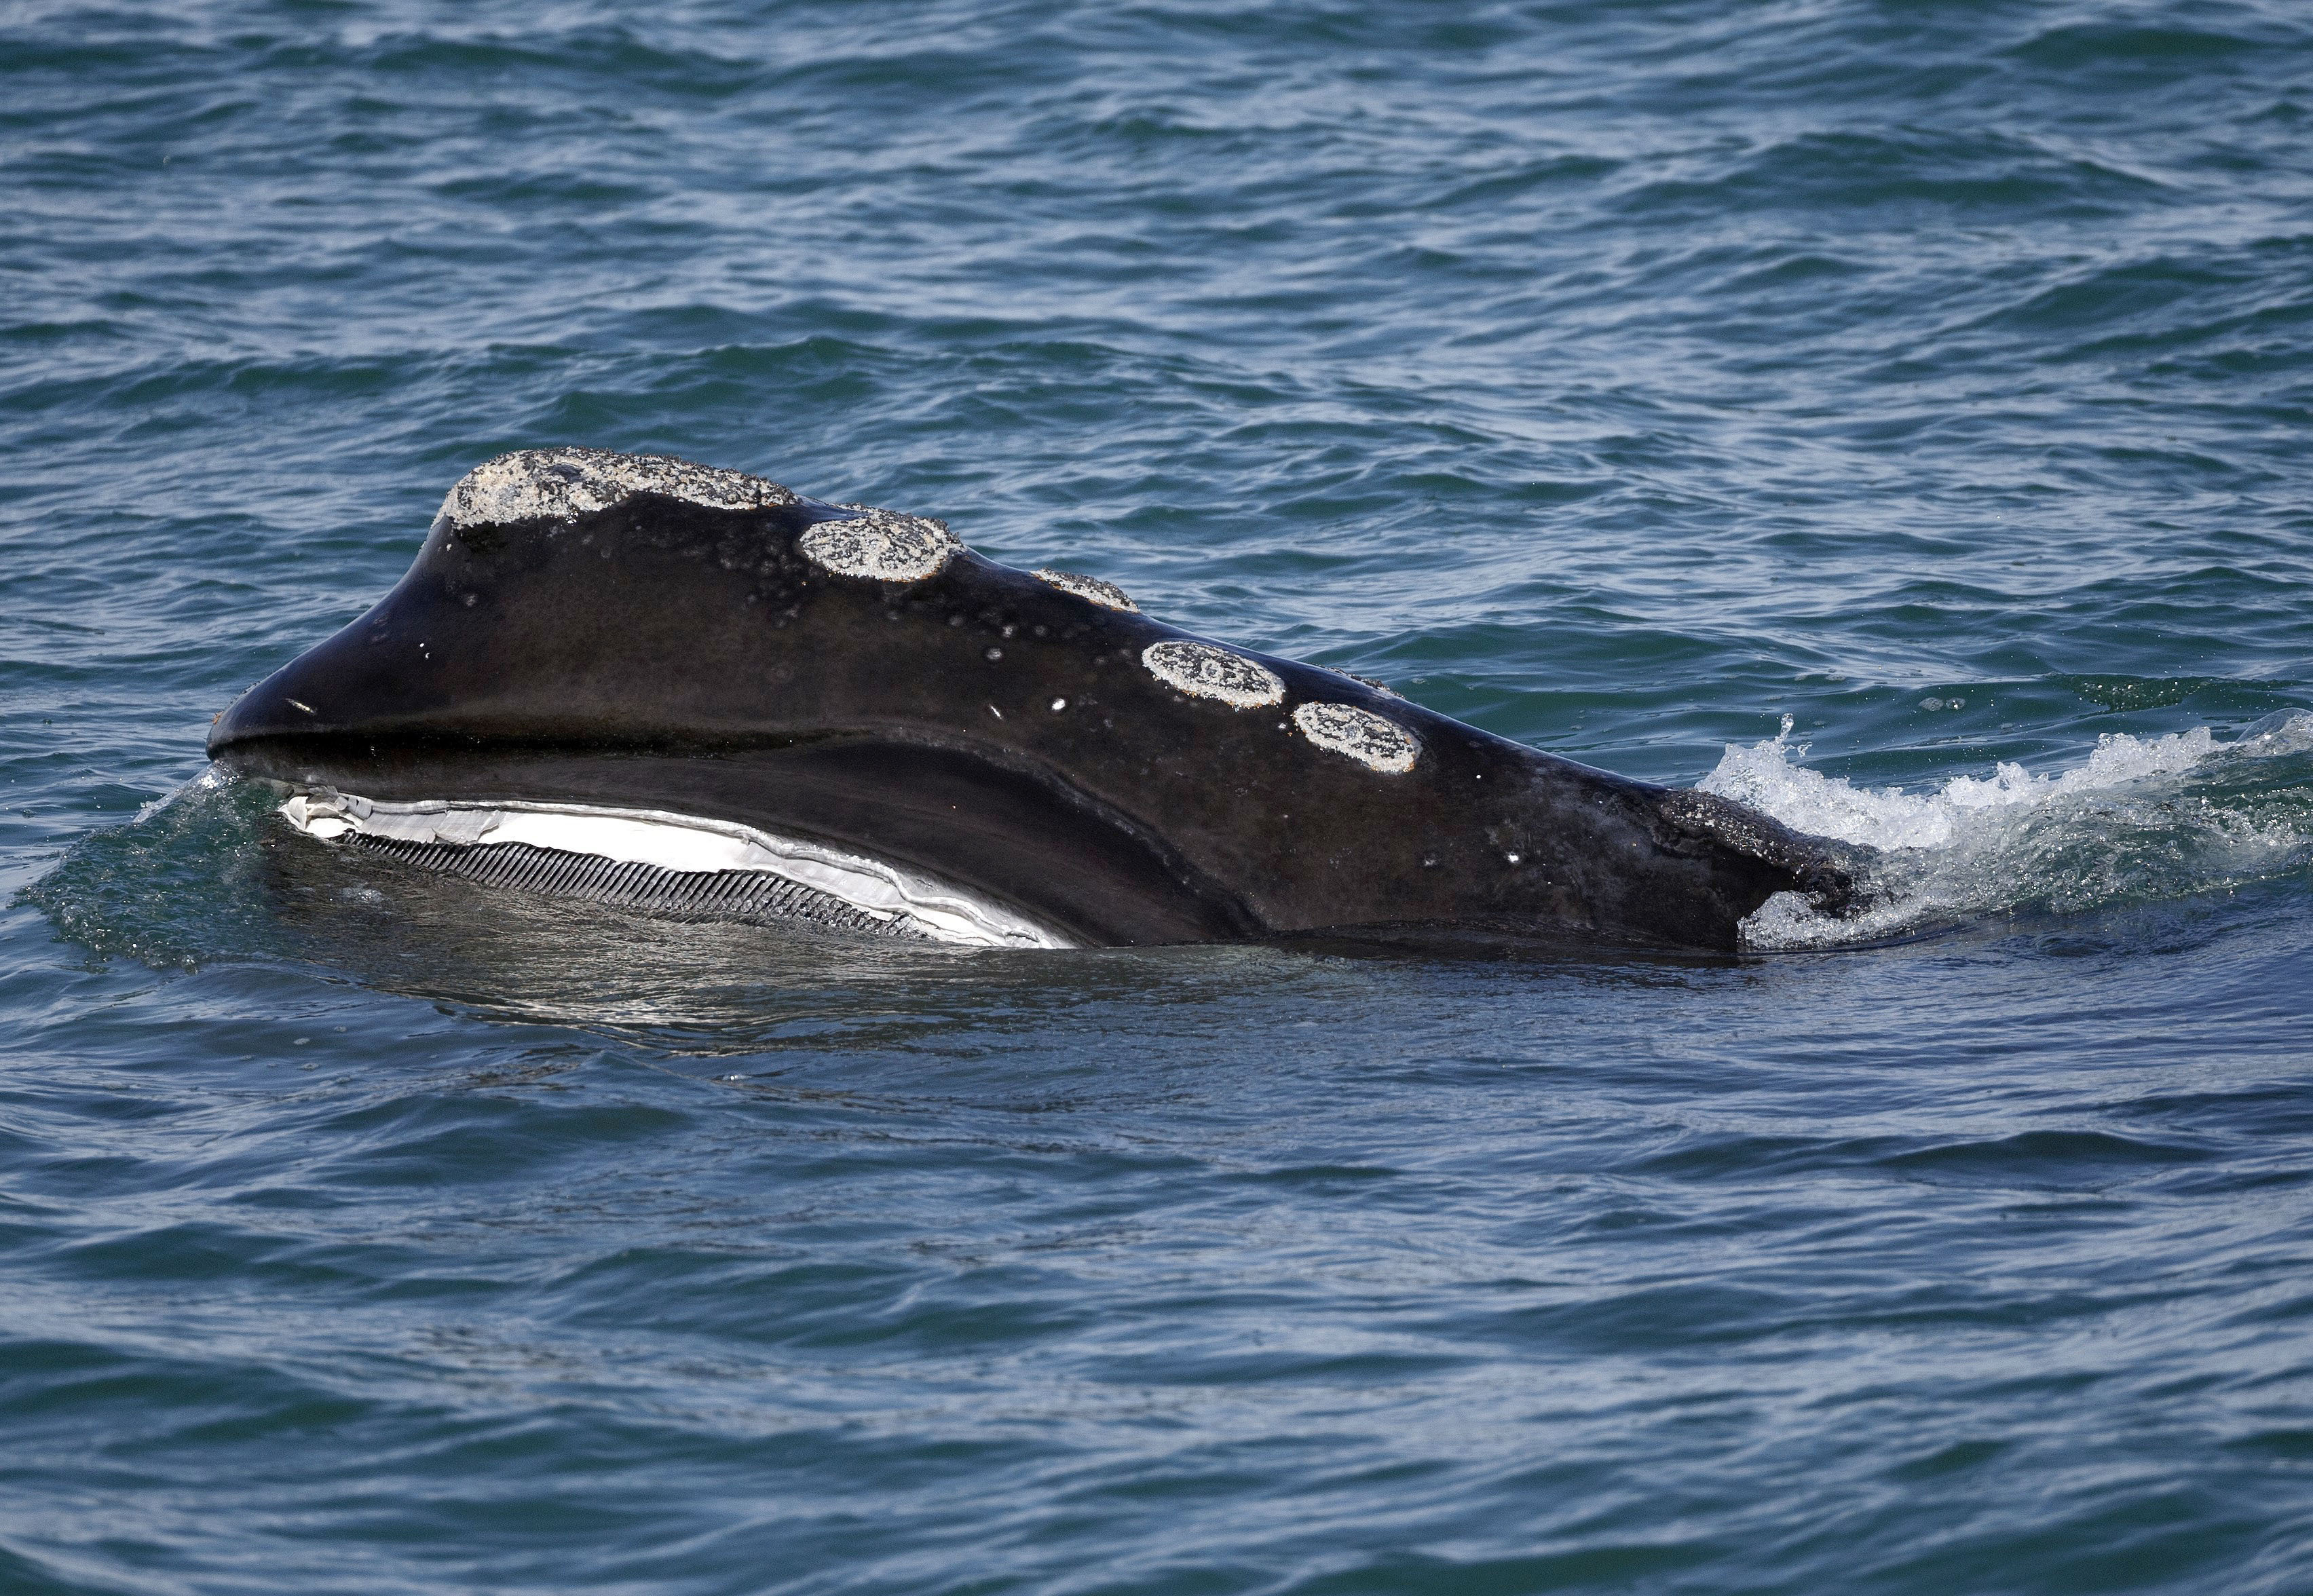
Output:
[[1701, 710, 2313, 949], [132, 763, 230, 824]]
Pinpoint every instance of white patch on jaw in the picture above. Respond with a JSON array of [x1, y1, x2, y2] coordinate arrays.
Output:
[[1292, 702, 1420, 774], [797, 507, 961, 583], [277, 792, 1073, 949], [438, 448, 799, 527], [1142, 641, 1285, 709], [1034, 569, 1138, 611]]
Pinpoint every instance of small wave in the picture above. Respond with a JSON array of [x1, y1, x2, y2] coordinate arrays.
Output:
[[131, 764, 228, 825], [1703, 710, 2313, 948]]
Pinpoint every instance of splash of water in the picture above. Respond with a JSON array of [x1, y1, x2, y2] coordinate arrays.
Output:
[[1705, 711, 2313, 948], [131, 763, 229, 824]]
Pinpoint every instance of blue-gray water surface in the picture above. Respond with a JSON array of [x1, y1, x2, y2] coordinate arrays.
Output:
[[7, 3, 2313, 1591]]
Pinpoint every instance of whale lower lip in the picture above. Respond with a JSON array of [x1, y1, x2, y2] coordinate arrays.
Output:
[[217, 734, 1264, 947], [276, 790, 1077, 950]]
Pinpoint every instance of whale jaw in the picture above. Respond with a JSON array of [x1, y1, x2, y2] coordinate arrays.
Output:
[[276, 789, 1078, 950]]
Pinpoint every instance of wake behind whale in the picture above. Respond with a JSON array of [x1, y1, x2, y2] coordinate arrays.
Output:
[[202, 448, 1864, 954], [1708, 709, 2313, 948]]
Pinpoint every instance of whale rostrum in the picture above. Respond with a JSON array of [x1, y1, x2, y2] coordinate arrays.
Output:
[[208, 447, 1862, 951]]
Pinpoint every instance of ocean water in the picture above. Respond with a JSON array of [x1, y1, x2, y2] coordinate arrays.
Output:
[[7, 1, 2313, 1591]]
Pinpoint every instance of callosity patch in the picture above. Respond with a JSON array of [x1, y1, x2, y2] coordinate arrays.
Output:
[[1142, 641, 1286, 709], [1034, 569, 1139, 611], [438, 448, 800, 527], [1292, 702, 1419, 774], [798, 507, 962, 582]]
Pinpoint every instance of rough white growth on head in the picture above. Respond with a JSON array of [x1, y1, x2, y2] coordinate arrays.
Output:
[[1142, 641, 1285, 709], [798, 508, 961, 582], [1034, 569, 1138, 611], [1292, 702, 1420, 774], [438, 448, 799, 527]]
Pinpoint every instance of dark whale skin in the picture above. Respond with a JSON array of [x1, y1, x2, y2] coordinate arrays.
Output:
[[208, 482, 1857, 950]]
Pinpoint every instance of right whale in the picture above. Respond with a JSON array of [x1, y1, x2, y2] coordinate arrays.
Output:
[[206, 449, 1862, 953]]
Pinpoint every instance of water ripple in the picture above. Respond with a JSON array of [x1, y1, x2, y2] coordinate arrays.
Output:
[[6, 1, 2313, 1591]]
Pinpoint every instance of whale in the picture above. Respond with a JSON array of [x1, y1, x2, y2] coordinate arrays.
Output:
[[206, 448, 1860, 952]]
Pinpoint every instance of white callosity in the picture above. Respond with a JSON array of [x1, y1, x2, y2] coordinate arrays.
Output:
[[1033, 569, 1138, 611], [797, 507, 961, 583], [278, 793, 1073, 949], [1292, 702, 1421, 774], [437, 448, 799, 527], [1141, 640, 1286, 709]]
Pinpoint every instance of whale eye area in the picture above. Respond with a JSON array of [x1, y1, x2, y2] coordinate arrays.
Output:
[[797, 508, 961, 583], [438, 447, 800, 527], [1034, 569, 1138, 611], [1292, 702, 1420, 774], [1141, 641, 1285, 708]]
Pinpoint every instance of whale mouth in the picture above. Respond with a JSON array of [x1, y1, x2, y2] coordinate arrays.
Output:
[[275, 790, 1078, 951]]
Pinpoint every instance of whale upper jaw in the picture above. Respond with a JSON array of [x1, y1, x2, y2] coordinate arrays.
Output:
[[209, 447, 1864, 953]]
